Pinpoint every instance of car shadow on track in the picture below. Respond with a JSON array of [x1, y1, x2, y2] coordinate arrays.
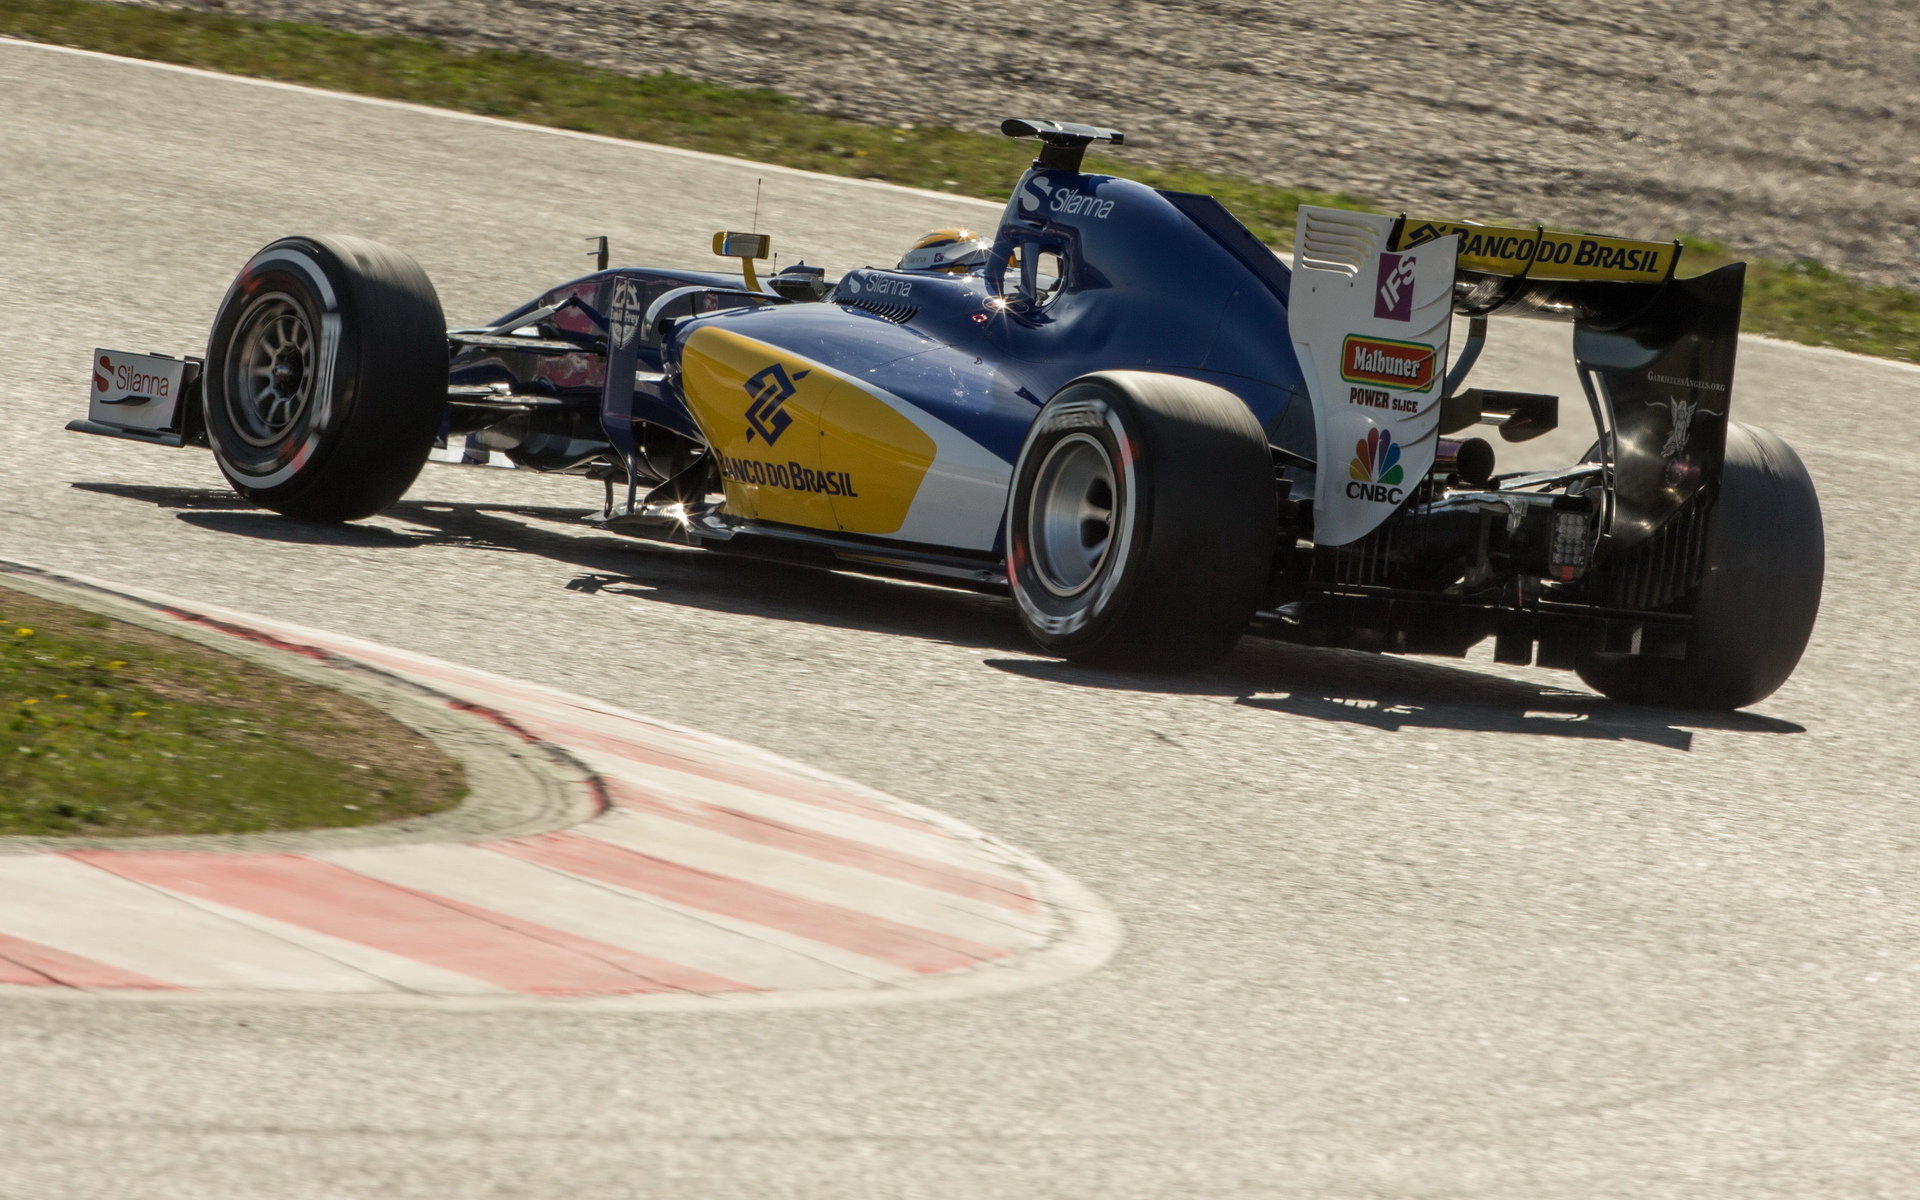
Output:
[[989, 641, 1805, 753], [72, 483, 429, 547], [76, 482, 1811, 749], [72, 481, 1029, 655]]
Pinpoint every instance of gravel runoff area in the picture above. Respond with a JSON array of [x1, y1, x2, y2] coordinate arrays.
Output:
[[132, 0, 1917, 290]]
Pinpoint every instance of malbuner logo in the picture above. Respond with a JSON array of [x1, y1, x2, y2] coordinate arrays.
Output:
[[1340, 335, 1437, 391], [1347, 428, 1405, 504]]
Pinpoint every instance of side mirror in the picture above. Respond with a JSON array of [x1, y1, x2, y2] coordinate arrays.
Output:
[[712, 231, 772, 291], [713, 232, 771, 260]]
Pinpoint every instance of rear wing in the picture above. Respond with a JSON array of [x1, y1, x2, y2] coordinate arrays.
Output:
[[1393, 218, 1680, 286], [1291, 207, 1745, 549]]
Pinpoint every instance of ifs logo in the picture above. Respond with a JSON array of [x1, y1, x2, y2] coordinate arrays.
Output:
[[1346, 428, 1406, 504], [1374, 252, 1416, 321], [744, 362, 809, 444]]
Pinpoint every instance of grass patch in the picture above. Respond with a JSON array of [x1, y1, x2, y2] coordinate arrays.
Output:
[[0, 585, 463, 837], [0, 0, 1914, 361]]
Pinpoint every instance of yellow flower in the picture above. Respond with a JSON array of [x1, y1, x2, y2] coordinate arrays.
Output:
[[13, 628, 32, 637], [131, 711, 149, 718], [107, 660, 125, 669], [21, 698, 37, 705]]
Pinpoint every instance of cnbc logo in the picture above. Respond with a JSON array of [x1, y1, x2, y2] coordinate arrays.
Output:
[[1341, 335, 1437, 392], [1346, 427, 1406, 504], [744, 362, 808, 444]]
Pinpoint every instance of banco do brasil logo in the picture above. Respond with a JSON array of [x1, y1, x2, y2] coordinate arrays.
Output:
[[744, 362, 809, 445], [1347, 428, 1405, 504]]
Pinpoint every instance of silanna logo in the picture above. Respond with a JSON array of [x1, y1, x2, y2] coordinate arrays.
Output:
[[1016, 173, 1114, 220], [92, 354, 167, 404], [1347, 428, 1405, 504], [1017, 174, 1053, 216], [1340, 335, 1437, 391], [744, 362, 808, 444], [1374, 252, 1416, 321]]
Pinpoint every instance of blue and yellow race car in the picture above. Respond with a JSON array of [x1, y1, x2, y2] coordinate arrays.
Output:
[[76, 118, 1823, 710]]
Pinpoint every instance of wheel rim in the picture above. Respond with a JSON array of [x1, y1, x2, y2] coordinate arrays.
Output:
[[225, 293, 316, 448], [1027, 433, 1124, 597]]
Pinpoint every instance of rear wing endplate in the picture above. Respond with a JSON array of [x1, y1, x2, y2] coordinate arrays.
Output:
[[1289, 209, 1457, 546], [1293, 206, 1746, 551]]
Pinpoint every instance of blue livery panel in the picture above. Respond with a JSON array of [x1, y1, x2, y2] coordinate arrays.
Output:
[[645, 166, 1306, 549]]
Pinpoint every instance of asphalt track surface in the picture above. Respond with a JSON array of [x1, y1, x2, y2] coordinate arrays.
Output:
[[2, 41, 1918, 1200]]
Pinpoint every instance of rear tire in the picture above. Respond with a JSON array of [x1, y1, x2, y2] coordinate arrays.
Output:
[[1576, 422, 1823, 709], [202, 234, 447, 522], [1006, 372, 1276, 671]]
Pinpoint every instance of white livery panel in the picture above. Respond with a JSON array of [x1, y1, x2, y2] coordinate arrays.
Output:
[[86, 348, 194, 436], [1288, 208, 1457, 547]]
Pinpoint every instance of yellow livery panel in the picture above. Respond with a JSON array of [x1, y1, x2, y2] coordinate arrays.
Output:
[[1393, 218, 1679, 283], [819, 384, 935, 536], [677, 326, 937, 535], [679, 326, 835, 529]]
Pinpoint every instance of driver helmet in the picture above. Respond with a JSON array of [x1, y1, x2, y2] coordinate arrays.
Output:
[[897, 228, 994, 273]]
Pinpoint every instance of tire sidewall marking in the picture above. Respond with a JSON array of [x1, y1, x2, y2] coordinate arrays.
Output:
[[1008, 388, 1143, 636], [205, 245, 348, 490]]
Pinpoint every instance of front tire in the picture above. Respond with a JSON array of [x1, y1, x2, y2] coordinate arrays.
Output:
[[1006, 372, 1276, 671], [1577, 422, 1824, 709], [202, 234, 447, 522]]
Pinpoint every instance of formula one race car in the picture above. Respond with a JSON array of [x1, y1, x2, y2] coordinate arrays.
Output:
[[76, 118, 1823, 710]]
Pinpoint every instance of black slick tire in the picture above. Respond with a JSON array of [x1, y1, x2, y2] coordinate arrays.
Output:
[[1005, 371, 1276, 672], [201, 234, 447, 522], [1576, 421, 1824, 710]]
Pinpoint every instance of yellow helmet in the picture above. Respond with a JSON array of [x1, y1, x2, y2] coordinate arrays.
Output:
[[897, 228, 994, 272]]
